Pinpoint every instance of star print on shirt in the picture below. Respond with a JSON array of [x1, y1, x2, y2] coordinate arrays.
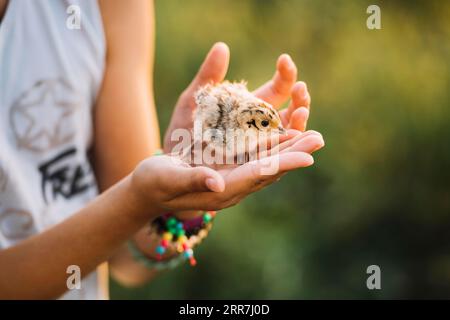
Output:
[[0, 208, 37, 240], [9, 79, 81, 153]]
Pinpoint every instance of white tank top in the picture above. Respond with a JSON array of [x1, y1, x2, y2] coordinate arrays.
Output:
[[0, 0, 106, 299]]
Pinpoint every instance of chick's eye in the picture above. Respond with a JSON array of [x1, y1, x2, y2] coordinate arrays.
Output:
[[261, 120, 270, 127]]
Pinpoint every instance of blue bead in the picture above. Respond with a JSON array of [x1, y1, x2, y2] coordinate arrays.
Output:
[[184, 249, 193, 258], [176, 222, 184, 230], [156, 246, 166, 255]]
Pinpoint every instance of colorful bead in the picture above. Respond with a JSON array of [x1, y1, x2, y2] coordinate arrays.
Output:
[[161, 239, 169, 247], [176, 222, 184, 230], [168, 227, 177, 235], [189, 257, 197, 266], [184, 249, 193, 258], [177, 235, 187, 243], [203, 213, 212, 223], [208, 211, 217, 218], [156, 245, 166, 255], [167, 217, 177, 227], [162, 232, 173, 241]]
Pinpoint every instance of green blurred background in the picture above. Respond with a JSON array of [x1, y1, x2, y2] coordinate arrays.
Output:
[[111, 0, 450, 299]]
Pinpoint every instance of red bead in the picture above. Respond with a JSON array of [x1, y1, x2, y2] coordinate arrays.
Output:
[[208, 211, 216, 217], [189, 257, 197, 266], [156, 254, 162, 261], [182, 243, 189, 250], [161, 239, 169, 247]]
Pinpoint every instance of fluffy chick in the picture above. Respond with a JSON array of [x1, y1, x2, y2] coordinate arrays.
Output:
[[193, 81, 285, 157]]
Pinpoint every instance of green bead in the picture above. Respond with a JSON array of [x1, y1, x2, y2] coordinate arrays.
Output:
[[177, 229, 185, 236], [203, 213, 212, 223], [167, 217, 177, 227]]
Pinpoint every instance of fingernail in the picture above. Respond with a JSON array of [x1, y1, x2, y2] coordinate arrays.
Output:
[[299, 81, 307, 90], [213, 42, 229, 52], [281, 53, 292, 61], [300, 107, 309, 114], [205, 178, 220, 192]]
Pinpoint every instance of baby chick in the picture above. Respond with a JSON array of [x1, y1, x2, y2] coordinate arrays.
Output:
[[193, 81, 285, 159]]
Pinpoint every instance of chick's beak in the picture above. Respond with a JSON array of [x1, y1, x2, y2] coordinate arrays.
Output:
[[278, 126, 287, 135]]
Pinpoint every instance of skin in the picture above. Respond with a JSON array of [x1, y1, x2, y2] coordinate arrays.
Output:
[[0, 0, 324, 298], [0, 0, 6, 21]]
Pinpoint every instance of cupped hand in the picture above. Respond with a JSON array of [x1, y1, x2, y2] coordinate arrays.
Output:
[[164, 42, 312, 153], [132, 130, 323, 213]]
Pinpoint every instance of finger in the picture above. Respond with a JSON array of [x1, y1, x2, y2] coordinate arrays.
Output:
[[277, 151, 315, 172], [265, 129, 322, 156], [280, 81, 310, 125], [259, 129, 301, 151], [187, 42, 230, 94], [165, 152, 314, 211], [283, 134, 325, 154], [253, 54, 297, 108], [281, 129, 302, 142], [174, 166, 225, 193], [288, 107, 309, 131], [245, 152, 315, 194], [243, 151, 314, 184], [254, 130, 295, 155]]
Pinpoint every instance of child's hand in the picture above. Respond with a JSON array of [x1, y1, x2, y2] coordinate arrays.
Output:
[[131, 129, 323, 215]]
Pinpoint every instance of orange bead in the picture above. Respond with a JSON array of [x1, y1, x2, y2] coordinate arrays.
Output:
[[208, 211, 216, 217]]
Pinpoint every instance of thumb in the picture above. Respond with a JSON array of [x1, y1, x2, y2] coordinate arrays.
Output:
[[174, 166, 225, 193], [188, 42, 230, 92]]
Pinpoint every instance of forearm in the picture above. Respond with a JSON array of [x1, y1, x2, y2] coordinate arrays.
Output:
[[94, 0, 196, 285], [0, 175, 158, 299], [108, 226, 162, 286], [94, 41, 161, 286]]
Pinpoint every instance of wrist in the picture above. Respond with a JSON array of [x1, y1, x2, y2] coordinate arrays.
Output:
[[124, 173, 164, 222], [174, 210, 204, 220], [132, 224, 178, 260]]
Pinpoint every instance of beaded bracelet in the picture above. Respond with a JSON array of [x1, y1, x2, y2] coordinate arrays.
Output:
[[127, 211, 216, 271], [153, 211, 216, 266], [127, 240, 187, 271]]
